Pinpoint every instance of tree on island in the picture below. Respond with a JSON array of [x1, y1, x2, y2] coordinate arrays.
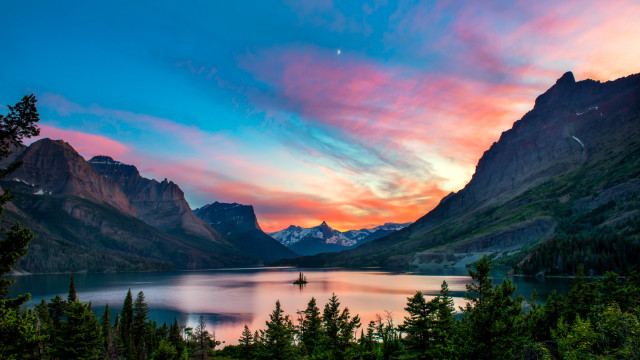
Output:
[[293, 272, 308, 285]]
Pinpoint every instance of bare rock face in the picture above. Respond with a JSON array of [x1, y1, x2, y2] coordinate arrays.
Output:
[[193, 201, 298, 262], [88, 156, 221, 241], [10, 139, 135, 216], [193, 201, 261, 235]]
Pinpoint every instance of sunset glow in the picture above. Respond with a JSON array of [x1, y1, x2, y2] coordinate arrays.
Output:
[[2, 0, 639, 232]]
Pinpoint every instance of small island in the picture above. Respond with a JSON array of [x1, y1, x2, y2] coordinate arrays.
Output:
[[293, 272, 308, 285]]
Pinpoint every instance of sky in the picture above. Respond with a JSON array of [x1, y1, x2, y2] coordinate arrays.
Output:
[[1, 0, 639, 232]]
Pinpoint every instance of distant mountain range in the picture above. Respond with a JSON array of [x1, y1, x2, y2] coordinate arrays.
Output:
[[0, 140, 295, 272], [277, 72, 640, 272], [269, 221, 410, 256]]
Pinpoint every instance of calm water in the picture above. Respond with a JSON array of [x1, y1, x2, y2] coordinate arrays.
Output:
[[9, 267, 570, 345]]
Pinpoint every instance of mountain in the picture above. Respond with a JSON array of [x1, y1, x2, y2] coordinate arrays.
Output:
[[277, 72, 640, 271], [269, 221, 410, 256], [6, 140, 135, 216], [88, 155, 223, 243], [2, 139, 250, 272], [193, 202, 297, 262]]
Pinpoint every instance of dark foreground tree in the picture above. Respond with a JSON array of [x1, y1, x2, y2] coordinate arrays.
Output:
[[259, 300, 296, 360], [0, 94, 41, 359]]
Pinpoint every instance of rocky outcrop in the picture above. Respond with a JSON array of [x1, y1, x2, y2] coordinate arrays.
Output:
[[193, 202, 261, 235], [8, 139, 135, 215], [89, 156, 222, 242]]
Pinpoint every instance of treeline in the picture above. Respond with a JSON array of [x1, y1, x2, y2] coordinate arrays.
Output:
[[517, 216, 640, 275], [3, 274, 219, 359], [216, 257, 640, 360]]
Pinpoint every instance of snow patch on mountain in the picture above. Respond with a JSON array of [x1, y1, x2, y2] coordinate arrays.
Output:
[[269, 221, 411, 249]]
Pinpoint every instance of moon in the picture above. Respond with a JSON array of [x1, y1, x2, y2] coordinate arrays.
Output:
[[337, 49, 341, 55]]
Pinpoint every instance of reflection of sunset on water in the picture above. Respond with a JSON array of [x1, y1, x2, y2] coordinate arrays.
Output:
[[10, 268, 570, 346]]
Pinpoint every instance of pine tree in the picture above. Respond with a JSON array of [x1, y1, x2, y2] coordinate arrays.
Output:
[[400, 291, 436, 357], [298, 297, 322, 357], [192, 315, 214, 360], [68, 273, 78, 302], [322, 293, 361, 359], [58, 301, 102, 359], [0, 94, 40, 308], [168, 318, 183, 352], [120, 289, 134, 359], [102, 303, 118, 359], [433, 280, 456, 358], [238, 324, 254, 359], [462, 256, 527, 360], [262, 300, 296, 360], [133, 291, 150, 359]]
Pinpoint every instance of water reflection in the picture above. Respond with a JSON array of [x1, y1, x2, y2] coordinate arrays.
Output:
[[9, 267, 570, 345]]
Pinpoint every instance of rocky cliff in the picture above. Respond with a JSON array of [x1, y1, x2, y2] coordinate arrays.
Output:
[[194, 201, 297, 262], [88, 156, 223, 243], [7, 139, 135, 215]]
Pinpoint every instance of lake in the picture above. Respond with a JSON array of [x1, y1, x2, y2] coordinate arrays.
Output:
[[9, 267, 571, 345]]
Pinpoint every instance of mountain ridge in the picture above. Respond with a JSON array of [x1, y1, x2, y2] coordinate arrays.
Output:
[[269, 221, 411, 256], [276, 71, 640, 270]]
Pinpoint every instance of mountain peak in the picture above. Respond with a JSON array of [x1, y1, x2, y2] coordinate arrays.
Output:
[[556, 71, 575, 86]]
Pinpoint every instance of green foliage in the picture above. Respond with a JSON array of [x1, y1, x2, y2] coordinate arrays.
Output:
[[259, 300, 296, 360], [0, 95, 40, 359], [461, 256, 528, 360], [121, 289, 134, 358], [133, 291, 151, 359], [322, 293, 361, 359], [68, 273, 78, 302], [57, 301, 102, 359], [151, 339, 179, 360], [237, 324, 255, 359], [518, 216, 640, 276], [192, 315, 216, 359], [298, 297, 322, 357]]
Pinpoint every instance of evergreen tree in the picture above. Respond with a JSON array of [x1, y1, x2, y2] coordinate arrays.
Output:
[[34, 298, 52, 358], [567, 264, 597, 322], [261, 300, 296, 360], [237, 324, 254, 359], [132, 291, 150, 359], [0, 94, 40, 308], [0, 95, 41, 359], [322, 293, 361, 360], [298, 297, 322, 357], [57, 301, 102, 359], [102, 303, 118, 359], [432, 280, 457, 358], [120, 289, 134, 359], [462, 256, 527, 360], [192, 315, 214, 360], [68, 273, 78, 302], [400, 291, 436, 358], [168, 318, 183, 352]]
